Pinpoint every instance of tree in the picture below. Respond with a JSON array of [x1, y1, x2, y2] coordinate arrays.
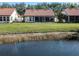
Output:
[[15, 3, 26, 15], [65, 3, 79, 9], [0, 3, 12, 8], [48, 3, 64, 22], [30, 3, 49, 9]]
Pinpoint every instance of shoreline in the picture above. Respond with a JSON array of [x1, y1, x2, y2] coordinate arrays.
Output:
[[0, 32, 78, 44]]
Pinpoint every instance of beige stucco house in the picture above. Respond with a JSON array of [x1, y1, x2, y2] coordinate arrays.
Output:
[[62, 8, 79, 22], [0, 8, 18, 23], [23, 9, 55, 22]]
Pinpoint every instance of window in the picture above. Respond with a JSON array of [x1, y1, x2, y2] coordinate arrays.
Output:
[[7, 16, 9, 21], [3, 17, 6, 21], [30, 17, 31, 21], [0, 16, 2, 21], [30, 17, 34, 21]]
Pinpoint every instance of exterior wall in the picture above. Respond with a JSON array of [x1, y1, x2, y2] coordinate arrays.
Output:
[[24, 16, 54, 22], [69, 16, 79, 23], [35, 16, 54, 22], [24, 16, 35, 22], [15, 16, 23, 22], [9, 10, 18, 23], [0, 16, 10, 23], [63, 15, 79, 23], [24, 17, 30, 22]]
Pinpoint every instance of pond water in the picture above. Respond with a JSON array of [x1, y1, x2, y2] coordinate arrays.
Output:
[[0, 40, 79, 56]]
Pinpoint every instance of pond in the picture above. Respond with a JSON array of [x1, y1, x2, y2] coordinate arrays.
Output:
[[0, 40, 79, 56]]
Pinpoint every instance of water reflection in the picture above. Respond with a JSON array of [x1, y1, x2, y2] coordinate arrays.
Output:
[[0, 40, 79, 56]]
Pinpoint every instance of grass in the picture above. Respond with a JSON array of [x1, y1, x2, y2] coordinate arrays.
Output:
[[0, 23, 79, 33]]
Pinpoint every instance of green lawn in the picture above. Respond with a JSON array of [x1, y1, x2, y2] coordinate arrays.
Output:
[[0, 23, 79, 33]]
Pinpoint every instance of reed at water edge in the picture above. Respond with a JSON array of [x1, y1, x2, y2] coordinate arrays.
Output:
[[0, 32, 78, 44]]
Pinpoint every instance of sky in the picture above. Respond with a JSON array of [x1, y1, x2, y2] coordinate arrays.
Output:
[[0, 2, 53, 5], [0, 2, 78, 5]]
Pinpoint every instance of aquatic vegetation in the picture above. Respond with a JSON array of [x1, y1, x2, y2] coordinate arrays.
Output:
[[0, 32, 77, 44]]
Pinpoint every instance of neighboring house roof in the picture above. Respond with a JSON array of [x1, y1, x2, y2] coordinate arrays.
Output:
[[62, 8, 79, 16], [0, 8, 16, 16], [24, 9, 54, 16]]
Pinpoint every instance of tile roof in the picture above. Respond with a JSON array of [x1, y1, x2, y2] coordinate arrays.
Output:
[[62, 8, 79, 16], [0, 8, 16, 16], [24, 9, 54, 16]]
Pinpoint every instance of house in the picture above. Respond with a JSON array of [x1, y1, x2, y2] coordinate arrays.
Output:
[[23, 9, 55, 22], [62, 8, 79, 22], [0, 8, 18, 23]]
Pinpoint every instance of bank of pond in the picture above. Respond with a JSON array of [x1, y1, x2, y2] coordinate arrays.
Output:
[[0, 32, 79, 44]]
